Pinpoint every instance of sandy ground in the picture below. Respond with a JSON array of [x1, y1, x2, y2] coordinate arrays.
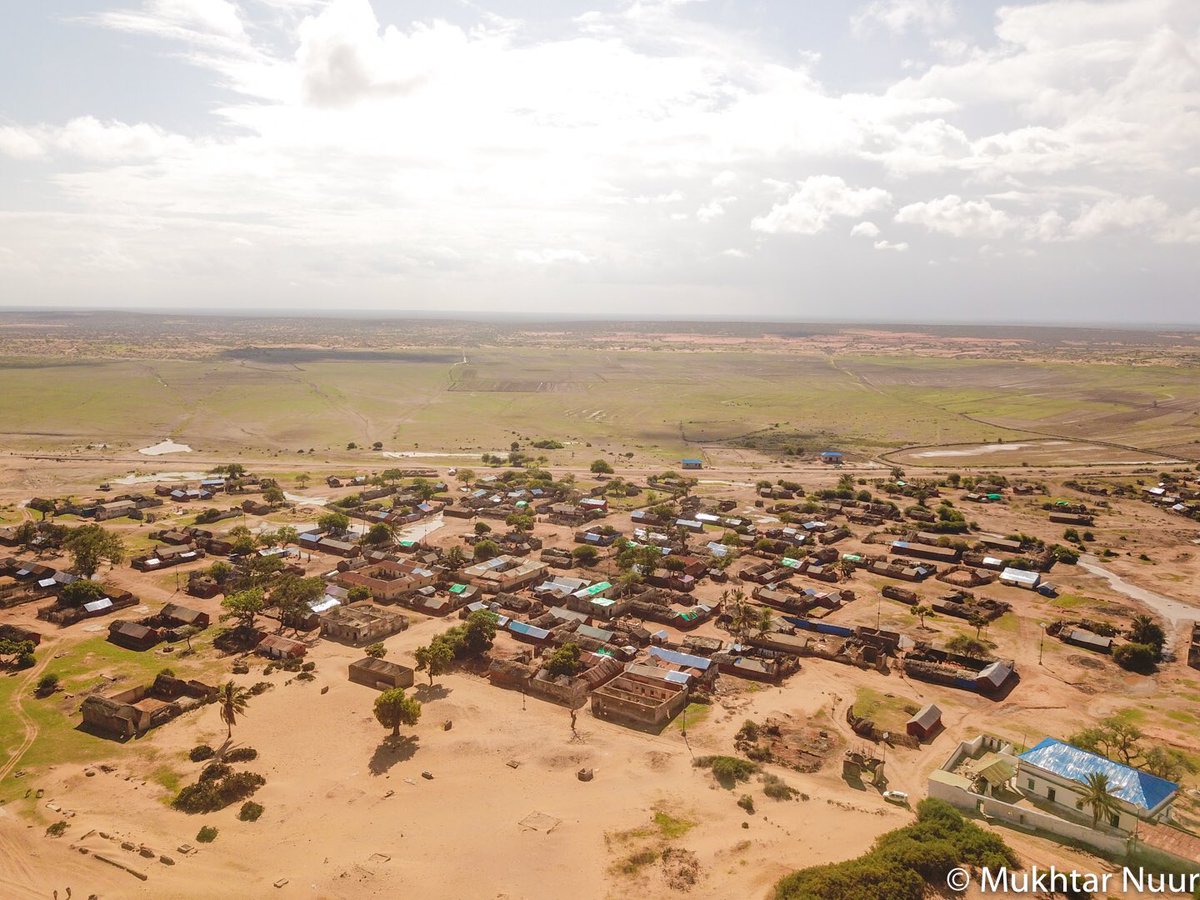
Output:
[[3, 451, 1200, 899]]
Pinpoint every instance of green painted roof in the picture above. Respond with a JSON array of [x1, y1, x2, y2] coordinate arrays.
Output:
[[781, 557, 801, 568], [449, 583, 467, 594], [585, 581, 612, 595]]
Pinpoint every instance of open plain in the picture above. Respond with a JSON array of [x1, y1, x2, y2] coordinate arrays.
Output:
[[2, 314, 1200, 899]]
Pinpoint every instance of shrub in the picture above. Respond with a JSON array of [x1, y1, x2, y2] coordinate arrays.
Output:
[[694, 755, 759, 788], [224, 747, 258, 763], [36, 673, 60, 695], [737, 794, 756, 814], [301, 661, 317, 672], [189, 744, 215, 762], [45, 821, 69, 837], [196, 826, 219, 843], [1114, 642, 1158, 674], [199, 762, 232, 782], [173, 771, 266, 814], [761, 773, 798, 801], [238, 801, 264, 822]]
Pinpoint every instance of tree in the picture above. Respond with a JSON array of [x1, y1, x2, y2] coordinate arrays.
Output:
[[271, 576, 324, 628], [262, 487, 285, 505], [411, 478, 437, 501], [347, 586, 371, 602], [473, 521, 492, 536], [572, 545, 599, 566], [415, 641, 453, 685], [216, 463, 247, 479], [910, 605, 933, 628], [208, 560, 234, 584], [228, 525, 257, 557], [365, 642, 387, 659], [0, 638, 36, 668], [295, 473, 311, 488], [755, 606, 774, 637], [373, 687, 421, 737], [275, 526, 298, 549], [463, 610, 498, 657], [1078, 772, 1119, 830], [968, 613, 989, 639], [590, 459, 613, 475], [221, 588, 265, 631], [546, 642, 583, 678], [1129, 615, 1165, 655], [58, 579, 106, 608], [473, 539, 500, 561], [318, 511, 350, 533], [456, 468, 476, 486], [64, 524, 125, 578], [1113, 642, 1158, 674], [365, 522, 394, 546], [1069, 716, 1144, 765], [443, 545, 466, 568], [218, 681, 249, 739]]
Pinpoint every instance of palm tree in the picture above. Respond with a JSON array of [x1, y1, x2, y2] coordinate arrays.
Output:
[[218, 681, 249, 740], [1079, 772, 1120, 830]]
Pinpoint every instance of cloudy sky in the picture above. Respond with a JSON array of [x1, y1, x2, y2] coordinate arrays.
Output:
[[1, 0, 1198, 323]]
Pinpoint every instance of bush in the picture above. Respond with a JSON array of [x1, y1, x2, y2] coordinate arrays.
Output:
[[301, 661, 317, 672], [238, 801, 264, 822], [774, 799, 1016, 900], [1114, 642, 1158, 674], [173, 771, 266, 814], [189, 744, 215, 762], [761, 773, 798, 801], [224, 747, 258, 763], [45, 821, 69, 837], [737, 794, 756, 814], [36, 673, 60, 695], [199, 762, 232, 782], [694, 755, 759, 788], [196, 826, 219, 843]]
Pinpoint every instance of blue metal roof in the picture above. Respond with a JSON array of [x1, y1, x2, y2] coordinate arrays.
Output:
[[508, 621, 550, 640], [649, 646, 711, 671], [1019, 738, 1178, 811]]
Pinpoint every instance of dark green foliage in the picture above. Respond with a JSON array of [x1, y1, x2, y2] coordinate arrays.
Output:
[[693, 755, 759, 788], [774, 798, 1017, 900], [199, 762, 232, 782], [225, 747, 258, 763], [189, 744, 215, 762], [1113, 642, 1158, 673], [46, 821, 69, 837], [196, 826, 219, 843], [173, 771, 266, 814], [238, 801, 264, 822]]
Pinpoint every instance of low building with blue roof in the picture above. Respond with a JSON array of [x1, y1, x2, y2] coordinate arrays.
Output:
[[1017, 737, 1178, 832]]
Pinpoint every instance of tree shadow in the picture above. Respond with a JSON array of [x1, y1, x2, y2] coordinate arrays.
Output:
[[412, 683, 451, 702], [369, 735, 420, 776]]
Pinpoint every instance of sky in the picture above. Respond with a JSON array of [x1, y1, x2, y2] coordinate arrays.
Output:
[[0, 0, 1198, 323]]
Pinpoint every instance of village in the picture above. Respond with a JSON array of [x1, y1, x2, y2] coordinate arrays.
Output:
[[2, 446, 1200, 898]]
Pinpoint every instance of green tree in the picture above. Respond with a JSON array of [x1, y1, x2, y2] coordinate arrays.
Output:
[[271, 576, 324, 628], [64, 524, 125, 578], [58, 579, 106, 608], [910, 605, 933, 628], [373, 688, 422, 737], [415, 641, 453, 685], [463, 610, 498, 657], [1113, 642, 1158, 673], [0, 638, 36, 668], [318, 511, 350, 533], [1078, 772, 1119, 830], [262, 487, 285, 505], [546, 642, 583, 678], [473, 539, 500, 561], [456, 468, 476, 486], [411, 478, 437, 501], [221, 588, 265, 631], [218, 681, 249, 739], [1128, 615, 1165, 655], [365, 642, 387, 659], [1068, 716, 1144, 764], [347, 586, 371, 602], [473, 522, 492, 535], [572, 545, 599, 566], [443, 545, 466, 568], [294, 473, 311, 488], [228, 525, 257, 557], [275, 526, 299, 549], [365, 522, 394, 546], [590, 459, 614, 474]]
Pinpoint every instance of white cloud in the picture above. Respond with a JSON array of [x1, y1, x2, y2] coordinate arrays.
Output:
[[874, 239, 909, 251], [852, 0, 955, 36], [895, 195, 1015, 238], [752, 176, 891, 236], [697, 197, 735, 223], [1068, 195, 1168, 239], [0, 117, 188, 162], [850, 221, 881, 238]]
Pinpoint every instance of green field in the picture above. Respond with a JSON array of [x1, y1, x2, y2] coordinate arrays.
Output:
[[1, 348, 1198, 462]]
